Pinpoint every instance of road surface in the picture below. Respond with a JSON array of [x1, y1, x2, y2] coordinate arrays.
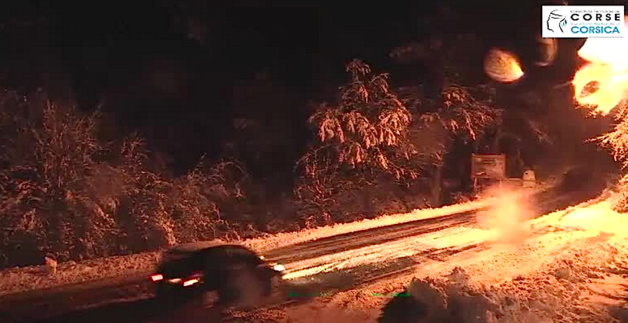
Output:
[[0, 183, 606, 323]]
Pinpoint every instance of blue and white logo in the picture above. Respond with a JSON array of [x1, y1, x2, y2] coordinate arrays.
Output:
[[542, 5, 625, 38], [547, 10, 568, 33]]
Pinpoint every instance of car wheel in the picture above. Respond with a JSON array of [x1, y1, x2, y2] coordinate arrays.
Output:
[[258, 268, 274, 296], [155, 283, 199, 306], [155, 282, 173, 297], [154, 283, 180, 306], [217, 265, 268, 308]]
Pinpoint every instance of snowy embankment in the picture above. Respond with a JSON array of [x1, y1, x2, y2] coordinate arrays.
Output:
[[241, 198, 492, 253]]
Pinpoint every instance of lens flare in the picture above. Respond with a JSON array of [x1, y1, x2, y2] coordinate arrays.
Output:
[[572, 18, 628, 115], [484, 48, 524, 83]]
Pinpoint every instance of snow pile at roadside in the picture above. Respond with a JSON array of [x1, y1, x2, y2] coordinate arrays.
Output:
[[359, 193, 628, 322], [291, 234, 627, 323], [236, 192, 628, 323], [378, 240, 628, 323]]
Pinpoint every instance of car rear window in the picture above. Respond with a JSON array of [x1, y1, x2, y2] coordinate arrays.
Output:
[[161, 244, 263, 266], [161, 249, 195, 262]]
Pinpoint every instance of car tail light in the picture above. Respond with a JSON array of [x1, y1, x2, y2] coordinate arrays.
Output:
[[183, 278, 200, 287], [151, 274, 164, 282]]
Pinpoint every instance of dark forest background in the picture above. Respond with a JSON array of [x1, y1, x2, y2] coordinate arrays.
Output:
[[0, 0, 621, 267]]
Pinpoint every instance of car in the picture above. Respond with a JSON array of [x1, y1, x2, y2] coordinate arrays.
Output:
[[150, 241, 285, 306]]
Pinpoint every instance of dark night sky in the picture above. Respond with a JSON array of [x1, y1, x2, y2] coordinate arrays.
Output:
[[0, 0, 621, 181]]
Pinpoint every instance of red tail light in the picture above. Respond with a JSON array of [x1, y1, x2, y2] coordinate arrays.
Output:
[[151, 274, 164, 282], [183, 278, 200, 287]]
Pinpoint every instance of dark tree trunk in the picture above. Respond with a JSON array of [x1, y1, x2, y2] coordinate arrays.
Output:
[[431, 164, 443, 207]]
